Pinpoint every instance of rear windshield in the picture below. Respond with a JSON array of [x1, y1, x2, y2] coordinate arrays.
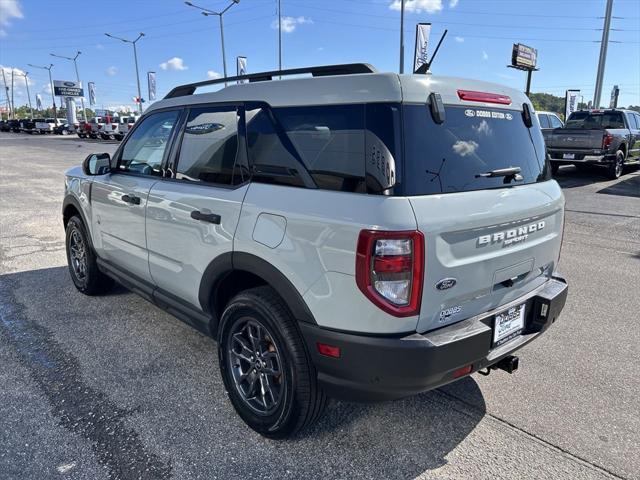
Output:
[[565, 111, 625, 129], [401, 105, 547, 195]]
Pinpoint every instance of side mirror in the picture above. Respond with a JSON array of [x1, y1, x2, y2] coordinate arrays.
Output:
[[82, 153, 111, 176]]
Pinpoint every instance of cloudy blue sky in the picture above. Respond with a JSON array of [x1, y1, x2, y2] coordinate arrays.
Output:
[[1, 0, 639, 111]]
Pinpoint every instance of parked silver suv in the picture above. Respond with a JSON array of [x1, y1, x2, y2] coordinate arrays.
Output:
[[63, 64, 568, 438]]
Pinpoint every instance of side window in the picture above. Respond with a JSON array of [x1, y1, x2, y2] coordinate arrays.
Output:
[[273, 104, 366, 192], [245, 106, 306, 188], [634, 113, 640, 130], [537, 114, 550, 129], [175, 106, 239, 185], [549, 115, 563, 129], [118, 110, 180, 176]]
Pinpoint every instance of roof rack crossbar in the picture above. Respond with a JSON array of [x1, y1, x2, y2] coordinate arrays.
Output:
[[164, 63, 376, 99]]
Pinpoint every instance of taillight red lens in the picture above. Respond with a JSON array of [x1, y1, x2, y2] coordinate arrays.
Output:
[[602, 133, 614, 149], [457, 89, 512, 105], [317, 343, 341, 358], [355, 230, 424, 317]]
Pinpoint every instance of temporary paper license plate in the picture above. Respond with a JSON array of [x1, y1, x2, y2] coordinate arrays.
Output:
[[563, 153, 575, 159], [493, 304, 525, 347]]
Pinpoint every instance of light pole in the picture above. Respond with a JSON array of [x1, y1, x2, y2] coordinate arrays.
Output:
[[50, 51, 87, 121], [278, 0, 282, 72], [20, 71, 34, 118], [105, 32, 145, 114], [28, 63, 57, 118], [185, 0, 240, 87], [1, 68, 11, 119], [593, 0, 614, 108], [399, 0, 405, 73]]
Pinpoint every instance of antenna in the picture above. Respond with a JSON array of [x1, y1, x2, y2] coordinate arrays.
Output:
[[416, 29, 448, 75]]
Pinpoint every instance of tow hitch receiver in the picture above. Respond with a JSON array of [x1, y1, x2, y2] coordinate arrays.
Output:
[[478, 355, 520, 376]]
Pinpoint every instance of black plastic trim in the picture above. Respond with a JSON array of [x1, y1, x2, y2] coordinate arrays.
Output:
[[197, 251, 317, 325]]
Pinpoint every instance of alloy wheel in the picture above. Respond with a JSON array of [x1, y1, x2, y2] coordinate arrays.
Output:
[[69, 228, 87, 282], [227, 318, 285, 415]]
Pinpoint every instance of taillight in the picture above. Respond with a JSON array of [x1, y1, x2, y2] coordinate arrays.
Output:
[[355, 230, 424, 317], [112, 124, 117, 130], [457, 89, 512, 105], [602, 133, 614, 149]]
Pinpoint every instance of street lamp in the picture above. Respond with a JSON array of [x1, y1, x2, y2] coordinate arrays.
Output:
[[19, 71, 34, 118], [105, 32, 145, 114], [185, 0, 240, 86], [28, 63, 56, 118], [50, 51, 87, 121]]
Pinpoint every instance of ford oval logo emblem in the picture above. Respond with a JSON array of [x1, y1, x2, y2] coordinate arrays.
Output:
[[64, 81, 75, 87], [435, 278, 457, 290]]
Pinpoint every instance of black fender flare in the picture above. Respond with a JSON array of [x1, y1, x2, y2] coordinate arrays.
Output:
[[62, 195, 92, 238], [198, 251, 317, 325]]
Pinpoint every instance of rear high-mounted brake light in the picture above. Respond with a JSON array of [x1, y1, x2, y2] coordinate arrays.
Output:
[[457, 89, 512, 105], [355, 230, 424, 317], [602, 133, 614, 149]]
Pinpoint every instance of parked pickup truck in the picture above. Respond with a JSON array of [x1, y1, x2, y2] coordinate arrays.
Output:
[[544, 109, 640, 179]]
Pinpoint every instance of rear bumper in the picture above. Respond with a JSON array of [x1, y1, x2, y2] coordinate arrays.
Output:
[[300, 276, 568, 402], [548, 149, 615, 164]]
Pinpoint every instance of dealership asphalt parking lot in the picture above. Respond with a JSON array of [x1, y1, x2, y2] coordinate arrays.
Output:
[[1, 132, 639, 480]]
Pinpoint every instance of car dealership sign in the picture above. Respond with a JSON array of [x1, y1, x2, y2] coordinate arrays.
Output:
[[53, 80, 84, 97], [511, 44, 537, 70]]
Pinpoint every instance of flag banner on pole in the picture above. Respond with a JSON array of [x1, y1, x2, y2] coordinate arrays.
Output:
[[148, 71, 156, 101], [413, 23, 431, 73], [237, 56, 247, 84], [88, 82, 97, 106], [609, 85, 619, 108], [36, 93, 43, 110], [564, 90, 580, 120]]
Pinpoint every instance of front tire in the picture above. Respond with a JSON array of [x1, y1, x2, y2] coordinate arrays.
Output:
[[65, 216, 113, 295], [607, 150, 625, 179], [218, 286, 326, 439]]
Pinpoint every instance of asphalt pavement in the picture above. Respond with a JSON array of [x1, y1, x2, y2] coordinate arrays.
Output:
[[1, 132, 638, 480]]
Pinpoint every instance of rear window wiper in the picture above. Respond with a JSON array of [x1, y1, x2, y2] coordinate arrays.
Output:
[[475, 167, 523, 183]]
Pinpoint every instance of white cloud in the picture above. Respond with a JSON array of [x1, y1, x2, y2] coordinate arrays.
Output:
[[449, 0, 459, 7], [271, 16, 313, 34], [207, 70, 221, 79], [454, 36, 464, 43], [452, 140, 478, 157], [473, 120, 492, 136], [106, 66, 118, 76], [160, 57, 188, 71], [482, 51, 489, 60], [0, 0, 23, 37], [0, 66, 35, 86], [95, 43, 105, 50], [317, 47, 324, 51], [389, 0, 442, 14]]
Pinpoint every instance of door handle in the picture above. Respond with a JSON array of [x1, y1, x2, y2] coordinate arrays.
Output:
[[190, 210, 221, 224], [121, 194, 141, 205]]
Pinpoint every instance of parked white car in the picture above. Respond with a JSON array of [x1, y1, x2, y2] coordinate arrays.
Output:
[[35, 118, 62, 134]]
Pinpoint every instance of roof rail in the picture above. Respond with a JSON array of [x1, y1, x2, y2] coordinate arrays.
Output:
[[164, 63, 377, 99]]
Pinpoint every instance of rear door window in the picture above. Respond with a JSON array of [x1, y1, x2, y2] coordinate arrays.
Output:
[[549, 114, 563, 128], [175, 106, 239, 185], [537, 114, 550, 129], [402, 104, 546, 195]]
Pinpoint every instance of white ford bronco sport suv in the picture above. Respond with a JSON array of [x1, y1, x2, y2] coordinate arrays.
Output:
[[63, 64, 568, 438]]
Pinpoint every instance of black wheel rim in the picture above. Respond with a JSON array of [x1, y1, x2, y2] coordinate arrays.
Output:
[[69, 228, 87, 282], [616, 157, 623, 177], [227, 318, 285, 416]]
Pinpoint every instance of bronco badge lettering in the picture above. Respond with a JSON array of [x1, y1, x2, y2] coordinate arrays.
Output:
[[478, 221, 546, 247]]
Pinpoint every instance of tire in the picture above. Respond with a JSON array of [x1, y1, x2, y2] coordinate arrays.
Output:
[[218, 286, 326, 439], [551, 163, 559, 175], [65, 215, 113, 295], [607, 150, 625, 180]]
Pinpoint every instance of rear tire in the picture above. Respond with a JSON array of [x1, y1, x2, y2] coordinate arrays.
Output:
[[607, 151, 625, 179], [65, 215, 113, 295], [218, 286, 326, 439]]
